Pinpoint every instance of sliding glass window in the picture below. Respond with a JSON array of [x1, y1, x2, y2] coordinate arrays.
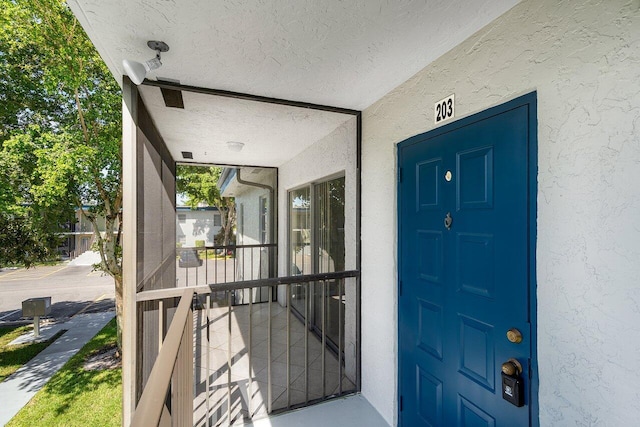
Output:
[[289, 175, 345, 348], [289, 187, 311, 275], [315, 177, 345, 273]]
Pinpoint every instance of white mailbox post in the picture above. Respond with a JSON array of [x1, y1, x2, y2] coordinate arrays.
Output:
[[22, 297, 52, 338]]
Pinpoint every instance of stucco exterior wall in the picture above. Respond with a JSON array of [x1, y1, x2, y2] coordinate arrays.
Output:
[[233, 169, 276, 283], [361, 0, 640, 425], [278, 116, 358, 275]]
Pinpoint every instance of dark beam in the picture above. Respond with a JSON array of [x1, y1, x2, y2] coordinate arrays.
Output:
[[141, 79, 360, 116]]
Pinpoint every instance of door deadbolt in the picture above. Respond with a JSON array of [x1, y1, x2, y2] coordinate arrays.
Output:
[[506, 328, 523, 344]]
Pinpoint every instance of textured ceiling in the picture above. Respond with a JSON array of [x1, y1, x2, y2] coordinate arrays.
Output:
[[68, 0, 520, 164], [137, 86, 353, 167]]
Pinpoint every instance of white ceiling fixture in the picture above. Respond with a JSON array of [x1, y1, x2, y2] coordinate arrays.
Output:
[[122, 40, 170, 85], [227, 141, 245, 152]]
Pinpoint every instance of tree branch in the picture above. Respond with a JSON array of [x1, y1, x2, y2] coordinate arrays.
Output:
[[73, 88, 90, 144]]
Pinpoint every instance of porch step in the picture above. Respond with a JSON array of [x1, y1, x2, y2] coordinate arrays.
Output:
[[236, 394, 389, 427]]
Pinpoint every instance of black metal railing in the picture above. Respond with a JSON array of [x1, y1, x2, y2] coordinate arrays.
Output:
[[176, 244, 277, 289], [135, 270, 360, 426]]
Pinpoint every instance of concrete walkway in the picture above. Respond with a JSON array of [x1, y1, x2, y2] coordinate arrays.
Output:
[[0, 311, 115, 426], [9, 319, 67, 346], [68, 250, 102, 266]]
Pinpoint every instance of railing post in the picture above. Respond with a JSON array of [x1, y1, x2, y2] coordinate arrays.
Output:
[[286, 284, 291, 408], [227, 290, 232, 425], [171, 303, 193, 425], [304, 280, 309, 404], [321, 280, 326, 398], [338, 278, 343, 395], [205, 294, 211, 427], [267, 285, 273, 414], [248, 284, 253, 417]]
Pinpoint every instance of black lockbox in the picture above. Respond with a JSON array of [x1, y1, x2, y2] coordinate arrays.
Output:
[[501, 372, 524, 407]]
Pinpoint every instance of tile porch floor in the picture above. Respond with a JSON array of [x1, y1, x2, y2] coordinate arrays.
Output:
[[193, 299, 356, 426]]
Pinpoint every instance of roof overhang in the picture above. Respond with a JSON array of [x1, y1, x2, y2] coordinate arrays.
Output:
[[68, 0, 521, 165]]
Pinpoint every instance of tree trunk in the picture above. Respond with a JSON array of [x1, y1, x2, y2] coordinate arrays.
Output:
[[81, 206, 123, 349], [219, 208, 229, 247], [217, 202, 236, 248], [223, 216, 232, 247], [113, 274, 124, 350]]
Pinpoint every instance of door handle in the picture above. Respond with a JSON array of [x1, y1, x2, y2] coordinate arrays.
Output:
[[501, 358, 522, 376]]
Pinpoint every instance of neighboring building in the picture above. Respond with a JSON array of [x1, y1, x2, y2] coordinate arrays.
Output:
[[219, 168, 275, 248], [218, 167, 276, 280], [59, 207, 112, 258], [175, 206, 221, 247], [218, 167, 299, 308], [67, 1, 640, 426]]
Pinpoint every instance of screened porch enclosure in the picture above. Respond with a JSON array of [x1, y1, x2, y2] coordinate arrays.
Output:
[[122, 78, 361, 426]]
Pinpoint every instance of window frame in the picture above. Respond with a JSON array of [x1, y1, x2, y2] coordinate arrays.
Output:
[[259, 196, 268, 245], [287, 172, 346, 276]]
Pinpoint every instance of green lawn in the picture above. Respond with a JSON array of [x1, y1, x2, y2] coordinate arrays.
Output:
[[0, 325, 62, 382], [7, 319, 122, 427]]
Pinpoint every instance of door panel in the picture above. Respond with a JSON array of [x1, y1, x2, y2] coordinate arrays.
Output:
[[399, 99, 535, 426]]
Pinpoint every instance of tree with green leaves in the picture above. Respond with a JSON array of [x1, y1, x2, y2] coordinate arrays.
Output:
[[176, 166, 236, 247], [1, 0, 123, 346], [0, 130, 77, 267]]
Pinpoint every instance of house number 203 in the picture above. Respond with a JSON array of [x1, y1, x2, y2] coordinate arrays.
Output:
[[434, 94, 455, 124]]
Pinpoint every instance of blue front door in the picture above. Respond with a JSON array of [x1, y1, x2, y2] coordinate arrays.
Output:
[[398, 94, 536, 426]]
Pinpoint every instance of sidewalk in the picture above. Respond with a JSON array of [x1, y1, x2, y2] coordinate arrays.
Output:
[[0, 311, 115, 426]]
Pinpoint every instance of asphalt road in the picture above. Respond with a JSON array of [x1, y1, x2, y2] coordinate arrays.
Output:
[[0, 264, 115, 325]]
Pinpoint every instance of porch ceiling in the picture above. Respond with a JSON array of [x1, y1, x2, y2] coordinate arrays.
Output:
[[137, 86, 353, 167], [68, 0, 521, 165]]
